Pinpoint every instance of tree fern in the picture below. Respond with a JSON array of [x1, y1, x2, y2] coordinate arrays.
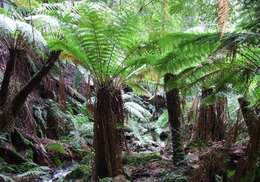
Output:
[[47, 1, 144, 87], [0, 14, 47, 52]]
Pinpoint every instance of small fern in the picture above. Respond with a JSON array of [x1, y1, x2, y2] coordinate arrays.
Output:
[[124, 101, 152, 122]]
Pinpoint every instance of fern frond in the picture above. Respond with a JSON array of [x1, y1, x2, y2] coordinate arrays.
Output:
[[0, 14, 47, 52], [0, 174, 15, 182], [124, 101, 152, 122]]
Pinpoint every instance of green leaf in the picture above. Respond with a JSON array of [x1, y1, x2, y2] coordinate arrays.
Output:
[[46, 143, 65, 154], [156, 110, 168, 128], [227, 170, 236, 178]]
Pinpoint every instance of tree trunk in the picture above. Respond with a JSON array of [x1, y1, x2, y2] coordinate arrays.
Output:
[[58, 62, 66, 109], [111, 89, 123, 166], [196, 88, 215, 140], [233, 97, 260, 182], [0, 49, 17, 106], [94, 86, 123, 180], [164, 73, 183, 165], [0, 51, 60, 132], [11, 51, 61, 115], [195, 88, 225, 141], [214, 97, 227, 141]]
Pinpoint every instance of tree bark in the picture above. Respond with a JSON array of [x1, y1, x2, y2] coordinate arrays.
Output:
[[94, 86, 123, 180], [111, 89, 123, 167], [58, 62, 66, 109], [11, 51, 61, 115], [233, 97, 260, 182], [0, 49, 17, 106], [164, 73, 183, 164], [214, 97, 226, 141], [195, 88, 225, 141], [0, 51, 60, 132]]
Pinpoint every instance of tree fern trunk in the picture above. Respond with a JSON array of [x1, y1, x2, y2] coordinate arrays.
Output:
[[94, 86, 122, 180], [0, 51, 60, 132], [164, 73, 183, 165], [111, 89, 123, 169], [0, 50, 17, 106], [233, 97, 260, 182], [196, 88, 214, 140], [195, 88, 225, 141], [11, 51, 61, 115], [58, 62, 66, 109]]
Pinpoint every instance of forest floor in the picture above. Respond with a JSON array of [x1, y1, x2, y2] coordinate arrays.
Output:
[[122, 152, 188, 182]]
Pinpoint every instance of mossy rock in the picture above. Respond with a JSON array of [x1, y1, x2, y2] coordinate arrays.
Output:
[[123, 152, 162, 166], [65, 164, 91, 180]]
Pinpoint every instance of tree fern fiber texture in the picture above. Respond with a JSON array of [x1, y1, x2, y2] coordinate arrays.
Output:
[[164, 73, 184, 164], [218, 0, 229, 36], [93, 86, 123, 180]]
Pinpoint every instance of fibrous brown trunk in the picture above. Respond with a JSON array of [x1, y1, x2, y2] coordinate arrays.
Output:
[[111, 89, 124, 165], [164, 73, 183, 164], [233, 97, 260, 182], [94, 86, 123, 180], [214, 97, 227, 141], [0, 51, 61, 132], [58, 62, 66, 109], [195, 88, 226, 141], [11, 51, 61, 115], [0, 49, 17, 106]]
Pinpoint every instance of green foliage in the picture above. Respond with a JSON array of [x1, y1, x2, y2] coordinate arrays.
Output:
[[46, 143, 65, 154], [16, 166, 50, 178], [100, 177, 113, 182], [15, 0, 40, 8], [47, 2, 144, 87], [187, 139, 208, 151], [124, 101, 152, 122], [155, 110, 168, 128], [164, 172, 188, 182], [70, 114, 90, 125], [123, 152, 161, 166], [227, 170, 236, 178], [0, 157, 51, 180], [0, 174, 15, 182], [0, 14, 47, 52], [65, 164, 91, 180]]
